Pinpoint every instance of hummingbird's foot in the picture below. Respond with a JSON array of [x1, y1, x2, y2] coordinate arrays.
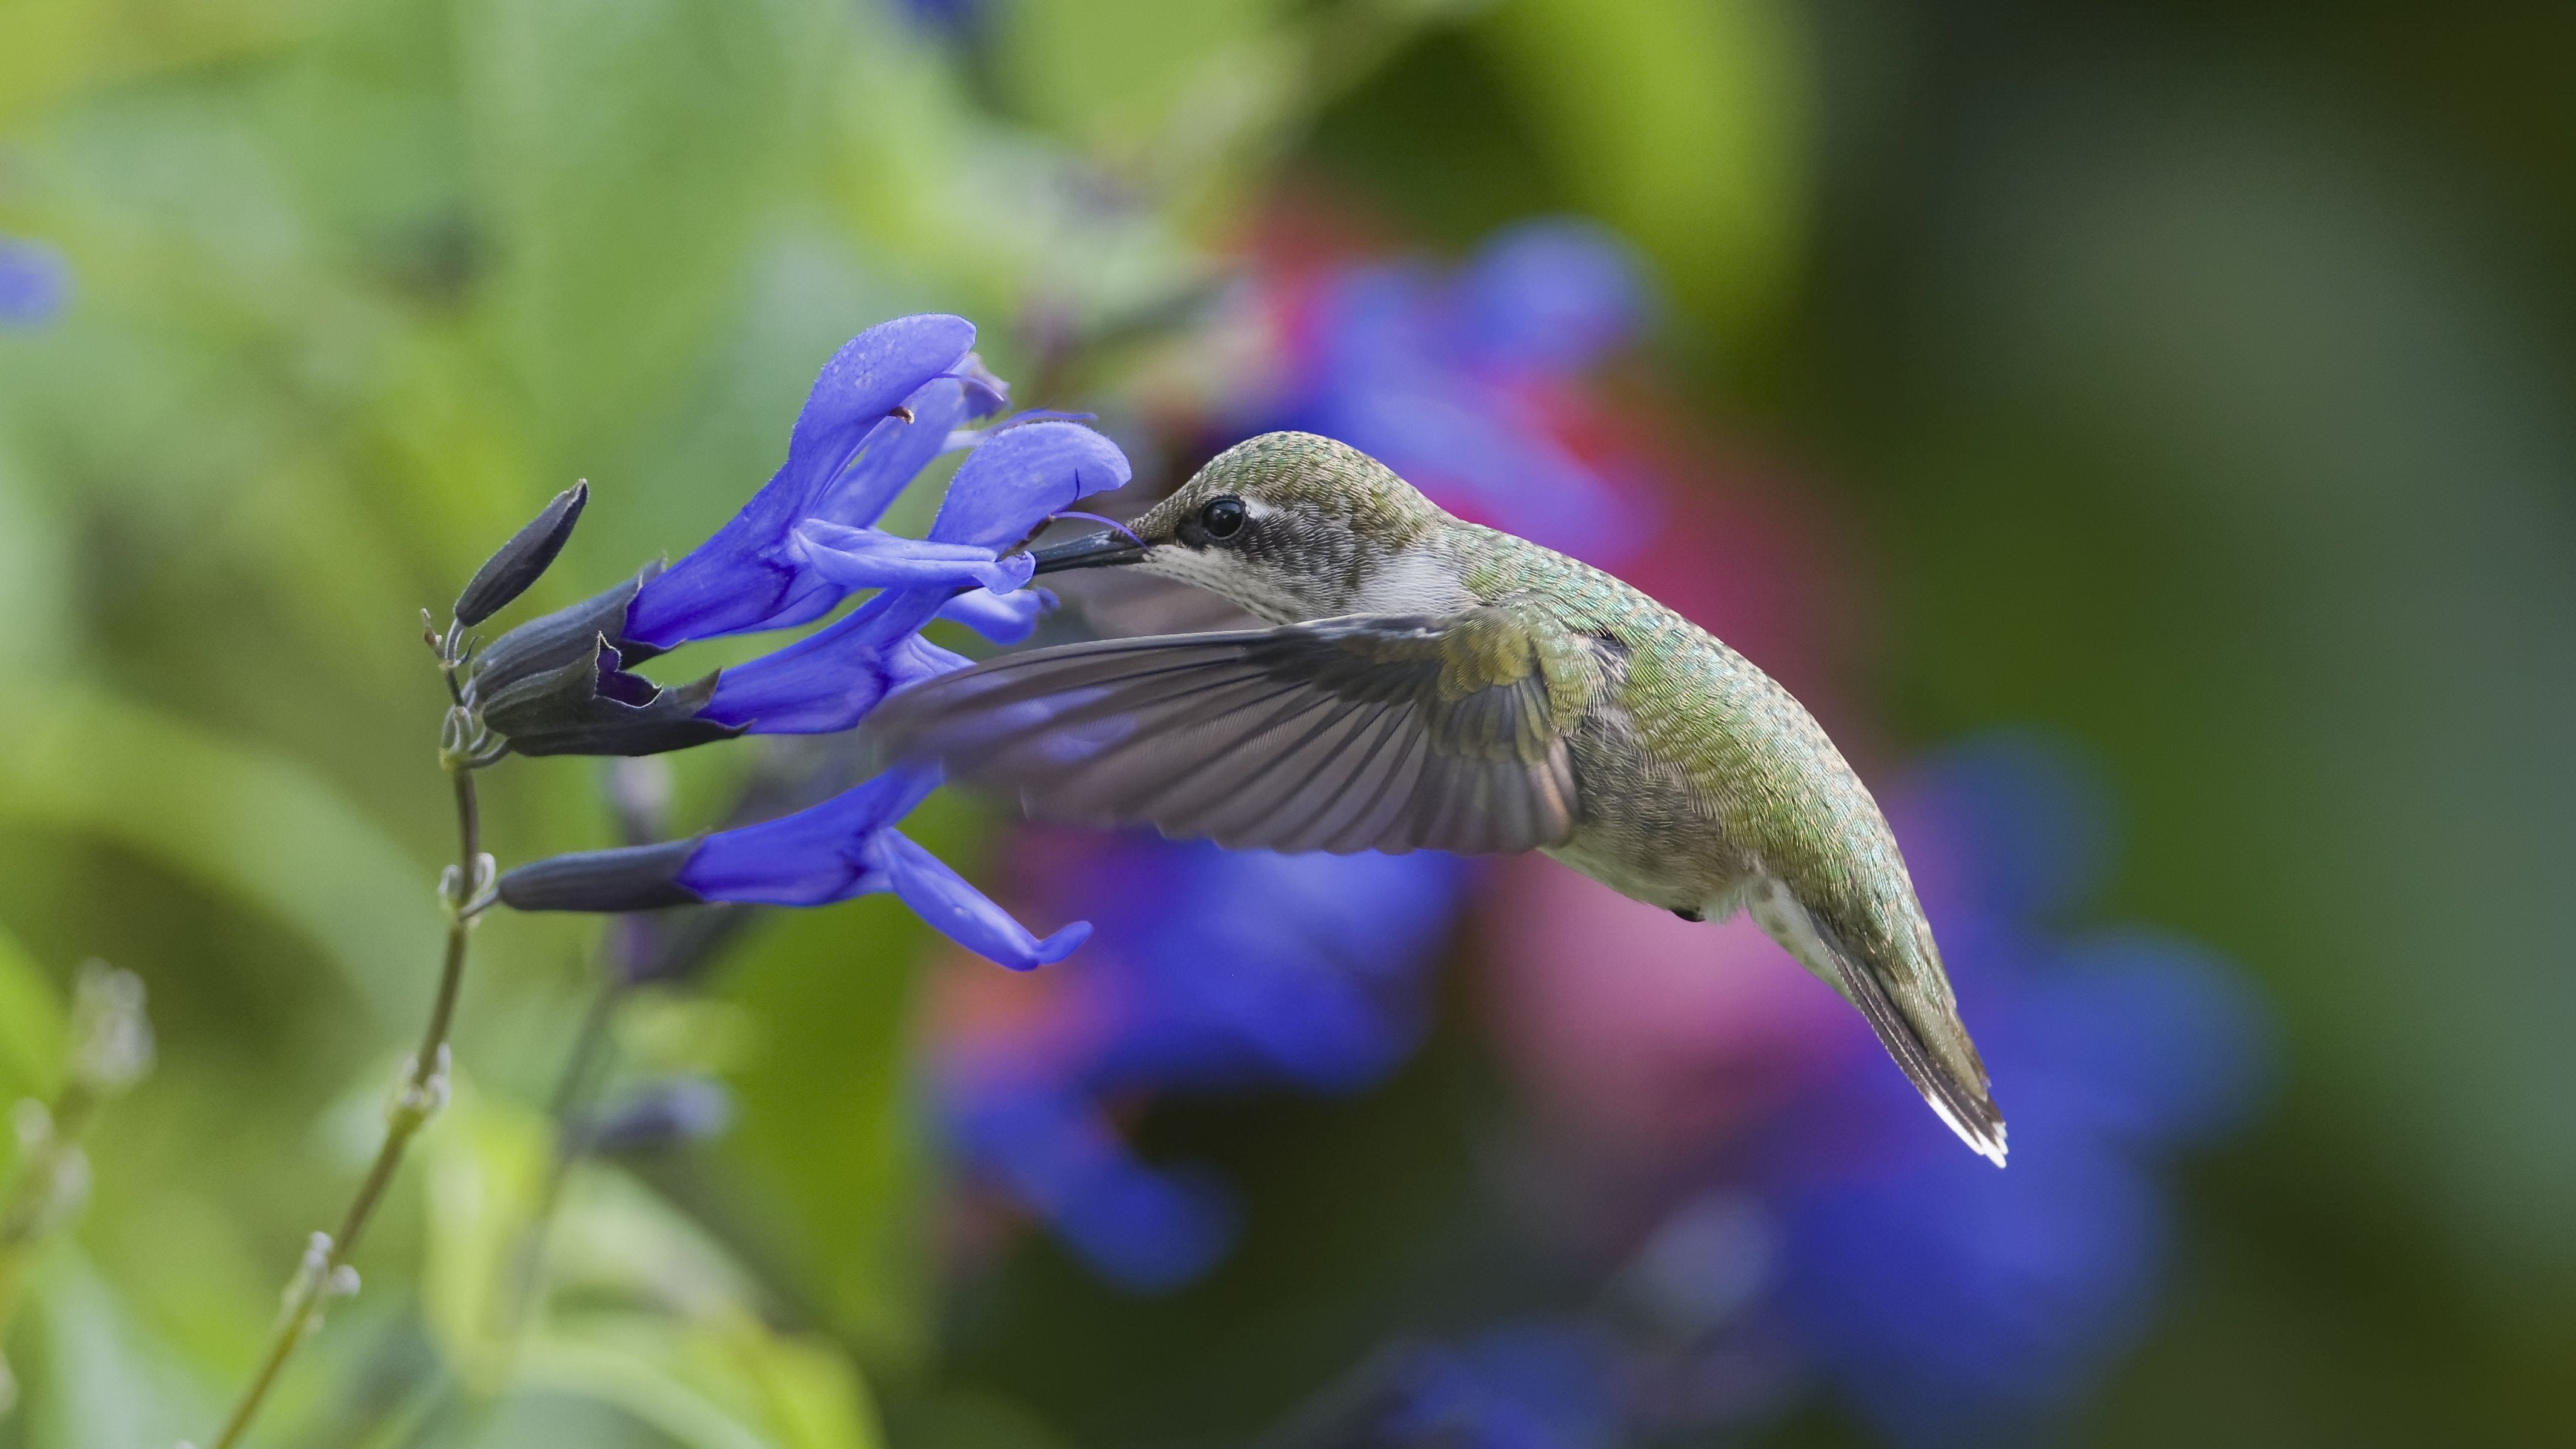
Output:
[[1670, 907, 1706, 923]]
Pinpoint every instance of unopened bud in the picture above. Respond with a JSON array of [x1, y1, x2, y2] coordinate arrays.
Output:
[[388, 1045, 451, 1123], [454, 481, 588, 627], [279, 1231, 333, 1324]]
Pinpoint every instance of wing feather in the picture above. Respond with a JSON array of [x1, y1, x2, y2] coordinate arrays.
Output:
[[865, 610, 1587, 856]]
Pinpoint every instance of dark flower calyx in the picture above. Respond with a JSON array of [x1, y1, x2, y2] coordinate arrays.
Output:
[[454, 481, 588, 627], [498, 838, 706, 913], [474, 638, 745, 758], [471, 564, 660, 697]]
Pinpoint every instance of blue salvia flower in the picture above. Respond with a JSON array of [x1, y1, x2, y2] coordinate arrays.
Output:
[[0, 236, 71, 328], [470, 314, 1128, 759], [938, 838, 1468, 1286], [494, 315, 1125, 970], [621, 313, 1014, 649]]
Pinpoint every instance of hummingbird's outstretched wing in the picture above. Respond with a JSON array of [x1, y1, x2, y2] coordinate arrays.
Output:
[[863, 608, 1585, 855]]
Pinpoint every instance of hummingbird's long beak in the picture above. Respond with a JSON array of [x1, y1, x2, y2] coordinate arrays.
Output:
[[1024, 528, 1148, 575]]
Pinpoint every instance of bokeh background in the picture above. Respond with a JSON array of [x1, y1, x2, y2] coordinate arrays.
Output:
[[1, 1, 2571, 1445]]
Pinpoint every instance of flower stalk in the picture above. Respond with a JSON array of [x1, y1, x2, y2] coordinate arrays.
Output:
[[205, 636, 495, 1449]]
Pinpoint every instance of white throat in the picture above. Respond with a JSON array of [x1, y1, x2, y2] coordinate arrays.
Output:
[[1350, 549, 1476, 616]]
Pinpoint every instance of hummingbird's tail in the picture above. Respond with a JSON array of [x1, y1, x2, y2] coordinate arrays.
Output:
[[1749, 880, 2009, 1167]]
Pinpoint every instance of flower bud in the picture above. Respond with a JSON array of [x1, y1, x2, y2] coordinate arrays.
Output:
[[454, 481, 588, 627]]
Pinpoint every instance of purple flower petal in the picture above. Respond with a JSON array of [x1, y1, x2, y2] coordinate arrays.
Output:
[[625, 315, 976, 647], [677, 766, 939, 906], [930, 420, 1134, 551], [868, 830, 1091, 970], [936, 584, 1055, 644], [790, 521, 1028, 595], [951, 351, 1010, 416], [806, 377, 974, 532], [699, 596, 970, 734]]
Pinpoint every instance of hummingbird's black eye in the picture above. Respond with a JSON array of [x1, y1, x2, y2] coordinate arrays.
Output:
[[1198, 496, 1248, 541]]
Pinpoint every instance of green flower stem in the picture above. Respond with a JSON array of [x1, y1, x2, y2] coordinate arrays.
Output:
[[208, 694, 491, 1449]]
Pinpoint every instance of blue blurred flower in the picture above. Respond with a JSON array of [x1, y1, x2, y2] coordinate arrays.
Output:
[[1276, 1324, 1619, 1449], [0, 236, 70, 328], [937, 839, 1469, 1288], [1248, 217, 1655, 565], [1288, 736, 2267, 1447], [1746, 738, 2269, 1447], [1380, 1325, 1623, 1449]]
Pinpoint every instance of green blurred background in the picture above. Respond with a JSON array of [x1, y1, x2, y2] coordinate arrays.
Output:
[[1, 1, 2571, 1444]]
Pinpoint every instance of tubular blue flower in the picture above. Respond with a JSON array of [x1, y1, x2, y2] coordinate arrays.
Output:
[[701, 419, 1130, 734], [621, 313, 1010, 650], [0, 236, 70, 328], [490, 312, 1122, 964], [500, 764, 1089, 971], [467, 328, 1131, 756]]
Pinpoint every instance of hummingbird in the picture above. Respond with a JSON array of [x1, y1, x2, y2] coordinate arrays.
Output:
[[866, 431, 2006, 1164]]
